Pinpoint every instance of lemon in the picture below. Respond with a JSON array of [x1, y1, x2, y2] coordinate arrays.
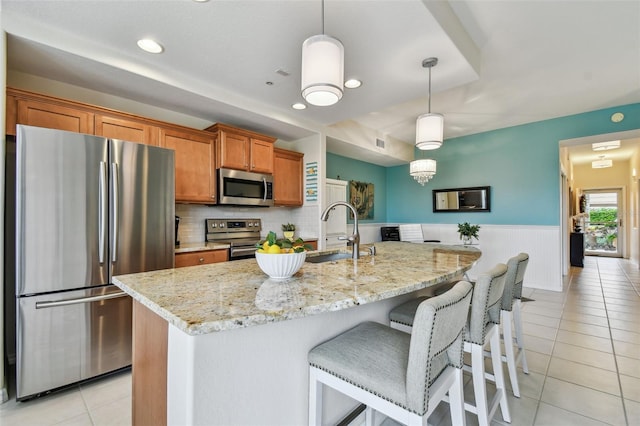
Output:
[[257, 248, 265, 253], [263, 241, 271, 249], [267, 244, 281, 254]]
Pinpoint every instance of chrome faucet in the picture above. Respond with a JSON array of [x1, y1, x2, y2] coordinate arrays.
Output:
[[321, 201, 360, 260]]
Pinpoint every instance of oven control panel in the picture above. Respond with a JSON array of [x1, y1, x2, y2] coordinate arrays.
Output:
[[205, 219, 262, 243]]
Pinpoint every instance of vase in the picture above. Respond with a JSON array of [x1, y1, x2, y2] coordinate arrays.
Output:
[[284, 231, 295, 241], [462, 235, 472, 245]]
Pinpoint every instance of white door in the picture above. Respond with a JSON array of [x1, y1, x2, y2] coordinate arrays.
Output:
[[324, 179, 348, 248], [584, 189, 623, 258]]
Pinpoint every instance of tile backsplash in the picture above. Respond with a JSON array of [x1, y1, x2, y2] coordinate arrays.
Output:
[[176, 204, 320, 244]]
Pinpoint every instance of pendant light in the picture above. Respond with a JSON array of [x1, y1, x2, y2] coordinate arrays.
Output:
[[301, 0, 344, 106], [415, 57, 444, 150]]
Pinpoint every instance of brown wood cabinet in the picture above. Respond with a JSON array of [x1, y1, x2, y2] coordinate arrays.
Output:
[[304, 240, 318, 250], [206, 123, 276, 174], [5, 89, 292, 207], [159, 127, 216, 204], [132, 301, 167, 426], [217, 129, 249, 170], [95, 114, 158, 146], [250, 138, 274, 173], [175, 249, 228, 268], [16, 98, 94, 134], [273, 148, 304, 206]]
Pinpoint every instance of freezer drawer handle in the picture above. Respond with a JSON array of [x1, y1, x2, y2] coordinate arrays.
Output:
[[35, 291, 128, 309]]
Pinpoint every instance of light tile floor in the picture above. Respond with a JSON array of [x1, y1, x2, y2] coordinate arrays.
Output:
[[0, 367, 131, 425], [426, 256, 640, 426], [1, 256, 639, 425]]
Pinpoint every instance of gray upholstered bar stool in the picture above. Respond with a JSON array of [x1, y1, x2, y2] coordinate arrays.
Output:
[[308, 281, 473, 426], [499, 253, 530, 397], [388, 264, 511, 426]]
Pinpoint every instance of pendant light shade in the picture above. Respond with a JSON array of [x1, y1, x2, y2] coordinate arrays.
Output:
[[301, 34, 344, 106], [416, 112, 444, 150], [410, 158, 437, 185], [415, 57, 443, 150]]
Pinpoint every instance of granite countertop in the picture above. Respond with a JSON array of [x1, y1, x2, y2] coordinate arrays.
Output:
[[114, 241, 481, 336], [175, 242, 230, 253]]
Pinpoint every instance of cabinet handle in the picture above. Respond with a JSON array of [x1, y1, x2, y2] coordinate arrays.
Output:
[[199, 257, 205, 263]]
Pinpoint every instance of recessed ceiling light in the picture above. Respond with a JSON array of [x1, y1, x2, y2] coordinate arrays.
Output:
[[292, 103, 307, 110], [137, 39, 164, 54], [344, 79, 362, 89]]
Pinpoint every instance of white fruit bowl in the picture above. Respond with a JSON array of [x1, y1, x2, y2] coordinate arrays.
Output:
[[255, 251, 306, 280]]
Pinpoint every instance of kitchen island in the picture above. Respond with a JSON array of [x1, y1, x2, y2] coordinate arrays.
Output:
[[113, 241, 481, 425]]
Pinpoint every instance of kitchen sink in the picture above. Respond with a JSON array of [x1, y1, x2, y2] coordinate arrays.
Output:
[[305, 252, 372, 263]]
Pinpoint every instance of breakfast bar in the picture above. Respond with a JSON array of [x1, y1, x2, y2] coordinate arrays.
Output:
[[113, 241, 481, 425]]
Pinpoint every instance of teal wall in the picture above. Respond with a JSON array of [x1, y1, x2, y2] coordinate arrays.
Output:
[[326, 152, 387, 223], [387, 103, 640, 225], [326, 103, 640, 226]]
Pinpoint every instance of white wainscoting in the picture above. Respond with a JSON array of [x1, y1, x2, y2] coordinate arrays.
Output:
[[348, 223, 387, 245], [359, 223, 563, 292]]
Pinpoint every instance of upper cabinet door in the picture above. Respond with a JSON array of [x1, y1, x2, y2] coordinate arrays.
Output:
[[17, 99, 94, 134], [273, 148, 303, 206], [95, 114, 159, 146], [159, 127, 215, 204], [250, 138, 274, 174], [218, 130, 249, 170]]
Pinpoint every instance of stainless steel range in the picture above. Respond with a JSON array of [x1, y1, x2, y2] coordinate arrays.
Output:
[[205, 218, 262, 260]]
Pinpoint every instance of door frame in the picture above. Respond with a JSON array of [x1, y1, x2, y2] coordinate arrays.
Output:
[[559, 128, 640, 269]]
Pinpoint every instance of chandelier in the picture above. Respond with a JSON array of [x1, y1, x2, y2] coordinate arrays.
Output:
[[410, 158, 437, 186]]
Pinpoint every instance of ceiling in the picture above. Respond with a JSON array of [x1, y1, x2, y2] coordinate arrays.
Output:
[[2, 0, 639, 166]]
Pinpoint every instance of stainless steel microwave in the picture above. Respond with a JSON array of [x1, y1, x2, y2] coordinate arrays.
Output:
[[217, 168, 274, 207]]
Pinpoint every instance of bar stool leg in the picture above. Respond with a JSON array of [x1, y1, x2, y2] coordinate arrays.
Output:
[[501, 310, 520, 397], [470, 343, 490, 426], [513, 299, 529, 374], [449, 368, 466, 426], [490, 327, 511, 423], [365, 406, 375, 426], [309, 369, 323, 425]]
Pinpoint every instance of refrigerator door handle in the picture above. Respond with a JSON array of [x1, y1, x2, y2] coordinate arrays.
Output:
[[35, 291, 128, 309], [111, 162, 119, 263], [99, 161, 107, 264]]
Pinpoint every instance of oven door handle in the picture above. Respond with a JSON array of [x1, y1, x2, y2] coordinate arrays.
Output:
[[231, 247, 258, 256]]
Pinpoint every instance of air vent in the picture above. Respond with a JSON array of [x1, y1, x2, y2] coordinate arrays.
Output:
[[376, 138, 385, 148], [276, 69, 290, 77]]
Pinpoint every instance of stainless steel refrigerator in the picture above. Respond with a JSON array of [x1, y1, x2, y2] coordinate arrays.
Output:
[[14, 125, 175, 400]]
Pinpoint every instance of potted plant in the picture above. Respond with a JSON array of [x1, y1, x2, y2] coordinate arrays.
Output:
[[457, 222, 480, 245], [282, 223, 296, 241]]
